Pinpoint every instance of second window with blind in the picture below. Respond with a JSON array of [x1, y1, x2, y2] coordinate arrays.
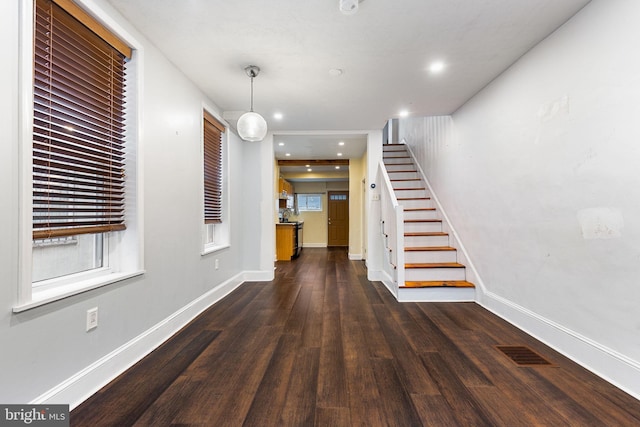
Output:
[[203, 110, 229, 253]]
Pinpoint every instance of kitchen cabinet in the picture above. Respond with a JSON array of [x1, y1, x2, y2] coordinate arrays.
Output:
[[276, 221, 303, 261], [278, 178, 293, 197], [278, 178, 294, 210]]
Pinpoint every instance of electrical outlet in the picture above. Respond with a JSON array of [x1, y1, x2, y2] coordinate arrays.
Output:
[[86, 307, 98, 331], [214, 259, 219, 270]]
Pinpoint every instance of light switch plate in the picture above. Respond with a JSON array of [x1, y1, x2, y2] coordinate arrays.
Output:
[[86, 307, 98, 331]]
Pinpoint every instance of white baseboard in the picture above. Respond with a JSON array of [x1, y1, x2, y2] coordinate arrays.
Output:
[[376, 270, 398, 299], [480, 290, 640, 401], [32, 272, 247, 409], [243, 269, 274, 281], [369, 269, 397, 298], [348, 253, 362, 260], [302, 243, 327, 248]]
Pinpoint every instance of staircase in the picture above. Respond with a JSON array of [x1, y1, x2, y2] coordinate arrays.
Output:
[[382, 143, 475, 302]]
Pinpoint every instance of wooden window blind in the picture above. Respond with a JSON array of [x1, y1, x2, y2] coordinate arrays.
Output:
[[203, 111, 224, 224], [33, 0, 129, 239]]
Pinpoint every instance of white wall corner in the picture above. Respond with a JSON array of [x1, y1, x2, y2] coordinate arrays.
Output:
[[367, 269, 383, 282], [243, 269, 274, 282]]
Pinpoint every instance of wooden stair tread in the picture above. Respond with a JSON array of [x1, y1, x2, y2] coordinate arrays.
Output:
[[404, 207, 436, 211], [397, 197, 431, 200], [394, 187, 426, 191], [404, 246, 456, 252], [405, 232, 448, 236], [404, 219, 441, 223], [390, 179, 421, 182], [405, 262, 465, 269], [401, 280, 475, 288]]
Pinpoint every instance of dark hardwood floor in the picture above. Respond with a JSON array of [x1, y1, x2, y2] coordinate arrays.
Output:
[[72, 248, 640, 426]]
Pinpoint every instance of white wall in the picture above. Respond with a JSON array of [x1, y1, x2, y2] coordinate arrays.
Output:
[[366, 130, 384, 279], [0, 0, 266, 405], [290, 181, 329, 246], [348, 155, 367, 259], [399, 0, 640, 398]]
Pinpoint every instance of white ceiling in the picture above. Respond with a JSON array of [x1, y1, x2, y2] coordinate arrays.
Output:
[[106, 0, 591, 167]]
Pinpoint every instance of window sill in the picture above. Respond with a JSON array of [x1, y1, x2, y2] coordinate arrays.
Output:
[[13, 270, 145, 313], [201, 243, 230, 256]]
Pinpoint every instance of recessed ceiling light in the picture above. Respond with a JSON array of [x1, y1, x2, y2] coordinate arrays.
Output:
[[429, 61, 445, 74], [329, 68, 343, 77], [399, 110, 409, 118], [337, 152, 343, 156], [335, 166, 340, 169], [305, 164, 310, 167], [338, 141, 345, 146], [273, 112, 283, 120], [307, 168, 312, 172], [285, 153, 291, 157], [278, 142, 285, 146]]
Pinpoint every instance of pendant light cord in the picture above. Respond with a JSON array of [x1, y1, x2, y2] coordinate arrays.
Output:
[[250, 76, 254, 112]]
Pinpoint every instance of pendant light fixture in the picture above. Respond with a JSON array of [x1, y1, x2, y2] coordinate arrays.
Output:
[[237, 65, 267, 142]]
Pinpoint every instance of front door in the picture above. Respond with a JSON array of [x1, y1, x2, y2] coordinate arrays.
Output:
[[328, 191, 349, 246]]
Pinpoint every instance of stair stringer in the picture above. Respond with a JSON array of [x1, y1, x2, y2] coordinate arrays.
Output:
[[400, 143, 487, 300]]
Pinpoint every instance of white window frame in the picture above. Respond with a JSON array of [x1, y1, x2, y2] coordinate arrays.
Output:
[[15, 0, 145, 312], [297, 193, 323, 212], [202, 107, 230, 255]]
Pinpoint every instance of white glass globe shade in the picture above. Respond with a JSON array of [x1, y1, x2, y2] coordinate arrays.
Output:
[[237, 111, 267, 142]]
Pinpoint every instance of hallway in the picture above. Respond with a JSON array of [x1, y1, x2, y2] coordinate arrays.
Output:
[[71, 248, 640, 426]]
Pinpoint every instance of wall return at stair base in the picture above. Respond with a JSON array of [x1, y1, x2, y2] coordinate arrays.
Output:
[[398, 0, 640, 400]]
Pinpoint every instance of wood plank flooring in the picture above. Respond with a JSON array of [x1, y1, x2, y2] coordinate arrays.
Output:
[[71, 248, 640, 426]]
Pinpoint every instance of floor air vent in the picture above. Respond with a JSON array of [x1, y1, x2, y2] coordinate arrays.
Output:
[[496, 345, 555, 367]]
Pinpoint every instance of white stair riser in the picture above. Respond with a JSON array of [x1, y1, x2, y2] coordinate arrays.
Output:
[[397, 287, 475, 302], [404, 267, 466, 281], [398, 199, 433, 210], [392, 180, 424, 189], [404, 221, 442, 233], [383, 152, 409, 159], [394, 189, 428, 199], [403, 210, 438, 220], [385, 164, 416, 172], [387, 171, 420, 180], [404, 234, 449, 246], [383, 157, 412, 164], [404, 250, 458, 263]]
